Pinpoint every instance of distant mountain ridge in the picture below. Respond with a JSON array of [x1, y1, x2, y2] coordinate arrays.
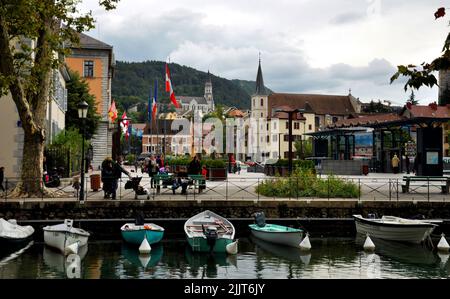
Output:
[[111, 60, 272, 110]]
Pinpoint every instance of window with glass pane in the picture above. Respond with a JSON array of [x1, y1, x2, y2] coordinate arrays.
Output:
[[84, 60, 94, 77]]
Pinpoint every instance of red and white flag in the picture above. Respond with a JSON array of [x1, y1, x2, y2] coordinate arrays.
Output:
[[120, 111, 129, 140], [152, 97, 157, 120], [165, 63, 180, 108]]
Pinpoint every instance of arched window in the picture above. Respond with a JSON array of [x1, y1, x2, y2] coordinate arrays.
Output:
[[261, 98, 264, 106]]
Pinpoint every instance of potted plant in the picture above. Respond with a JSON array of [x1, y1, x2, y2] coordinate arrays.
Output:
[[205, 159, 227, 181]]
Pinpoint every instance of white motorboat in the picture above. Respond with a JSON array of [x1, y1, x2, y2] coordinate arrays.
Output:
[[0, 218, 34, 243], [43, 219, 90, 255], [353, 214, 439, 244]]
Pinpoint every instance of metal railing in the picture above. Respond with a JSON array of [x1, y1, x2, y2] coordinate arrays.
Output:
[[1, 175, 449, 203]]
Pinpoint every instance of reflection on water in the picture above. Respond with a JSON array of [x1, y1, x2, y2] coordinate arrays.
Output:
[[355, 234, 439, 266], [0, 238, 448, 279], [121, 243, 163, 269], [43, 245, 88, 278], [249, 235, 311, 265]]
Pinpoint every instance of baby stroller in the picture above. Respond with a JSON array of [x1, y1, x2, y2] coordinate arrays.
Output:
[[124, 176, 150, 200]]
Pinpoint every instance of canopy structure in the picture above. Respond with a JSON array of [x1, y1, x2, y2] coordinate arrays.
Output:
[[307, 127, 371, 161], [321, 104, 450, 175]]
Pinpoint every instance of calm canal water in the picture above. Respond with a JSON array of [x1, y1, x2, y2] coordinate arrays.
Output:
[[0, 237, 449, 279]]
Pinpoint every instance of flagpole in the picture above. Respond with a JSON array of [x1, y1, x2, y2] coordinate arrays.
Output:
[[149, 90, 153, 154], [156, 105, 160, 155], [164, 103, 167, 154]]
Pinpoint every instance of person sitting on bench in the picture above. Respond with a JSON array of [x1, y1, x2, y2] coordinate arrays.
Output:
[[172, 172, 189, 195]]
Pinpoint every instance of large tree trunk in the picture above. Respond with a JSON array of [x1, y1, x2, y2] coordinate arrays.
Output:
[[2, 12, 60, 198], [14, 130, 46, 196]]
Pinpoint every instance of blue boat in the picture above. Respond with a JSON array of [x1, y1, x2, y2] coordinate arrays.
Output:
[[121, 223, 164, 245]]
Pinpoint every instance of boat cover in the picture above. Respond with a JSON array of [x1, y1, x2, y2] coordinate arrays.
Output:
[[0, 218, 34, 239]]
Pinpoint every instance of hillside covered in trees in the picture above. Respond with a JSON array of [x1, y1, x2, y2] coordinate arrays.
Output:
[[112, 61, 272, 110]]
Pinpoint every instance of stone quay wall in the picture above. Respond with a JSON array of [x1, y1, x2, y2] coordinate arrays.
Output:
[[1, 200, 450, 240]]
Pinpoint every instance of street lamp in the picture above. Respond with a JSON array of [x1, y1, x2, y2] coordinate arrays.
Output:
[[274, 108, 305, 175], [77, 101, 89, 202]]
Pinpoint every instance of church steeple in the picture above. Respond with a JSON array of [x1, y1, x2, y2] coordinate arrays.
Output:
[[255, 54, 267, 95], [205, 70, 214, 111]]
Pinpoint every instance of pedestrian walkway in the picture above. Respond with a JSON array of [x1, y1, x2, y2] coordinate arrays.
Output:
[[1, 169, 448, 202]]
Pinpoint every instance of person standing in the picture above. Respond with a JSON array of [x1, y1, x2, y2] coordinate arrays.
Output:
[[156, 155, 162, 169], [413, 155, 419, 174], [0, 166, 5, 192], [391, 154, 400, 174], [405, 155, 410, 174], [101, 158, 114, 199], [200, 165, 207, 191], [188, 156, 201, 175], [111, 156, 131, 200], [147, 155, 158, 188]]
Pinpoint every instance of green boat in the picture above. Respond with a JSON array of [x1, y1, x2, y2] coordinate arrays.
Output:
[[249, 212, 304, 248], [184, 210, 238, 254]]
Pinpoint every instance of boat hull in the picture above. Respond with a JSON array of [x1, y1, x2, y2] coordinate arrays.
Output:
[[187, 236, 233, 253], [43, 230, 89, 254], [249, 225, 303, 248], [0, 235, 33, 244], [353, 216, 436, 244], [121, 230, 164, 245], [184, 210, 236, 253]]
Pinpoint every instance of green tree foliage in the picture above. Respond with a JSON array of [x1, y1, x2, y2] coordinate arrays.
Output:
[[363, 100, 392, 113], [50, 128, 89, 156], [407, 90, 419, 105], [0, 0, 119, 196], [112, 61, 273, 110], [390, 7, 449, 103], [65, 70, 100, 139], [294, 139, 313, 159]]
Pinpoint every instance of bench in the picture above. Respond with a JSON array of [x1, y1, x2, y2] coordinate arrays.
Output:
[[402, 176, 450, 194], [153, 173, 174, 194], [188, 174, 206, 193]]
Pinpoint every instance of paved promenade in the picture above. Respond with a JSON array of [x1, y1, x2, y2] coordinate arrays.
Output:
[[1, 168, 448, 203]]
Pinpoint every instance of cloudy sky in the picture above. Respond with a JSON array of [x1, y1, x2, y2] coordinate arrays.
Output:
[[79, 0, 449, 105]]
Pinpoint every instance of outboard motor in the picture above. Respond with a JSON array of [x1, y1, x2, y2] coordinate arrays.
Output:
[[203, 225, 218, 253], [254, 212, 266, 227], [367, 213, 378, 219], [135, 211, 145, 226]]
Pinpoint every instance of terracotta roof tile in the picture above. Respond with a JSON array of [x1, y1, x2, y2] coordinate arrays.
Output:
[[331, 113, 402, 128], [268, 93, 357, 116], [407, 104, 450, 118]]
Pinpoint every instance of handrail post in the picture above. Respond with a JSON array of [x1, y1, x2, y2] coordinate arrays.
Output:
[[396, 179, 399, 202], [327, 176, 330, 201], [5, 179, 8, 201], [427, 177, 430, 202], [358, 179, 361, 201], [226, 178, 228, 200], [257, 178, 260, 202], [389, 179, 391, 201], [289, 177, 291, 201]]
